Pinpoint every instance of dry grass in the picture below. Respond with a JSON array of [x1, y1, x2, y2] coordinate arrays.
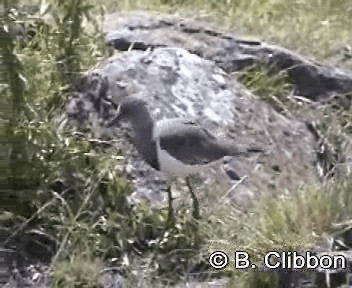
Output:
[[100, 0, 352, 66], [5, 1, 352, 287], [22, 0, 352, 64]]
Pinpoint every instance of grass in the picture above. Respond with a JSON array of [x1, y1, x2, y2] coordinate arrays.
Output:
[[2, 0, 352, 287], [236, 63, 294, 113], [52, 255, 104, 288], [22, 0, 352, 65], [206, 179, 352, 287], [102, 0, 352, 66]]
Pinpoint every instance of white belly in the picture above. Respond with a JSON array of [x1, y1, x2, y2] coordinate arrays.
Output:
[[156, 140, 203, 177]]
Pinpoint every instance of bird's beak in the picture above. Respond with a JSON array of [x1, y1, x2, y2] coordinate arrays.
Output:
[[108, 105, 121, 127]]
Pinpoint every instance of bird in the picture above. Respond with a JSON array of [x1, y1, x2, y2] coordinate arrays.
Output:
[[108, 96, 263, 225]]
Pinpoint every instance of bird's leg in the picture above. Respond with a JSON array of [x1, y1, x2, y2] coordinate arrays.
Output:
[[166, 184, 175, 228], [186, 176, 200, 220]]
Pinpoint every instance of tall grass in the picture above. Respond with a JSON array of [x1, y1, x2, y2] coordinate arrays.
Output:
[[2, 0, 352, 287], [106, 0, 352, 64], [1, 0, 132, 283], [207, 179, 352, 287], [0, 2, 211, 286]]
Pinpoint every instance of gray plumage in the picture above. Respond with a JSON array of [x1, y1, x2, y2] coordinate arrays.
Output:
[[109, 96, 263, 174], [109, 96, 263, 223], [159, 119, 253, 165]]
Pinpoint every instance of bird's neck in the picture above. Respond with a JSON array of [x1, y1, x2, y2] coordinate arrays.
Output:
[[130, 110, 155, 142], [129, 112, 160, 170]]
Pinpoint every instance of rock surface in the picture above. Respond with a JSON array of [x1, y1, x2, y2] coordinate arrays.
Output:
[[4, 10, 352, 288], [65, 46, 320, 209], [104, 11, 352, 101]]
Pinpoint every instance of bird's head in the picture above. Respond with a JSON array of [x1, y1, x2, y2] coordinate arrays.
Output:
[[108, 96, 149, 126]]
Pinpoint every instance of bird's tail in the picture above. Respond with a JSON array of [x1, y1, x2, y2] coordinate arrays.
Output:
[[245, 146, 265, 154], [223, 142, 266, 157]]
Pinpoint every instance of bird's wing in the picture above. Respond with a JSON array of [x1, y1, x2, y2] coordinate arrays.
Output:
[[155, 119, 230, 165]]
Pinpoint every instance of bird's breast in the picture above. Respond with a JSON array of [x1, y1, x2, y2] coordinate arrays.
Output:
[[156, 139, 202, 177]]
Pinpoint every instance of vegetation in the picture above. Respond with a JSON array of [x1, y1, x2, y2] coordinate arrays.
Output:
[[110, 0, 352, 65], [1, 0, 351, 287], [236, 64, 294, 113]]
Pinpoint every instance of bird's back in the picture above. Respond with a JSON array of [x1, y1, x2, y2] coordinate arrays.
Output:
[[154, 118, 243, 166]]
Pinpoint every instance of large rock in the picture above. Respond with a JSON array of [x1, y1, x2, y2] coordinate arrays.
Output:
[[65, 47, 320, 208], [104, 11, 352, 101]]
